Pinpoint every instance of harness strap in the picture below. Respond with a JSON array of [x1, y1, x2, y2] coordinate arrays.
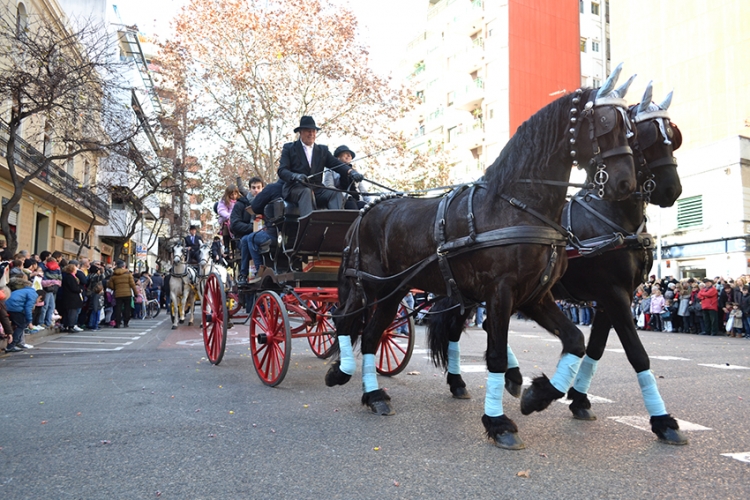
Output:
[[433, 185, 470, 308], [570, 193, 631, 235], [499, 194, 570, 238], [601, 145, 633, 159]]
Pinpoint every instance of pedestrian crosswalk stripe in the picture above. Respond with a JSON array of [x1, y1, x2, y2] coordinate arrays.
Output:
[[697, 363, 750, 370], [608, 415, 712, 432], [45, 340, 133, 345], [557, 394, 614, 404], [721, 452, 750, 463], [36, 346, 124, 352], [606, 348, 625, 353], [651, 356, 691, 361], [66, 335, 140, 340]]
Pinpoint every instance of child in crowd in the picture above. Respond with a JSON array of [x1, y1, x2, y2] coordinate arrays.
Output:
[[662, 299, 674, 332], [728, 303, 743, 338]]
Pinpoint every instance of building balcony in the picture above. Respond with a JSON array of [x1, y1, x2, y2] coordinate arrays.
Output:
[[0, 123, 109, 224], [453, 78, 485, 111]]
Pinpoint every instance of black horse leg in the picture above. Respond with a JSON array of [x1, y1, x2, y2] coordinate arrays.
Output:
[[359, 296, 402, 416], [567, 306, 612, 420], [519, 293, 586, 415], [482, 287, 525, 450], [426, 298, 474, 398], [603, 291, 688, 445]]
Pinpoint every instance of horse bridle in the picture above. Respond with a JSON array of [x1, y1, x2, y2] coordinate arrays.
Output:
[[567, 88, 634, 197], [630, 108, 679, 204]]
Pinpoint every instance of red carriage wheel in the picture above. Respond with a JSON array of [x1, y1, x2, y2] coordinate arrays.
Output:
[[202, 272, 228, 365], [250, 291, 291, 386], [376, 302, 415, 376], [306, 300, 337, 359]]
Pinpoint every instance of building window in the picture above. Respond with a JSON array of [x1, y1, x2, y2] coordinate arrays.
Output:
[[83, 160, 91, 186], [593, 78, 601, 87], [56, 222, 66, 238], [591, 2, 600, 15], [43, 122, 53, 156], [592, 40, 600, 52], [447, 91, 455, 107], [605, 0, 610, 23], [606, 37, 611, 60], [2, 198, 20, 227], [677, 195, 703, 228], [580, 37, 587, 52], [16, 2, 28, 37], [579, 0, 584, 14]]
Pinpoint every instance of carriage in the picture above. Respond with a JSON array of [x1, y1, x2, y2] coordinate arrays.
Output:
[[199, 202, 415, 387]]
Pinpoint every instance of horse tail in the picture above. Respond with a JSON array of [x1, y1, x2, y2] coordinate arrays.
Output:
[[427, 297, 469, 369]]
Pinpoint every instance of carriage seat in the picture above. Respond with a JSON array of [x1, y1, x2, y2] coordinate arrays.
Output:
[[265, 198, 300, 225]]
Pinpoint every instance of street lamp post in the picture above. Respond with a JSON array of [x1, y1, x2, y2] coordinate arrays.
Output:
[[139, 209, 147, 272]]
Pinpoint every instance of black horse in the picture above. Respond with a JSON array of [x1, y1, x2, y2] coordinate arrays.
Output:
[[327, 66, 637, 449], [555, 85, 686, 444], [427, 83, 686, 445]]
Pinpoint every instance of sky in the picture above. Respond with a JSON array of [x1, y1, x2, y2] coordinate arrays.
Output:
[[113, 0, 427, 76]]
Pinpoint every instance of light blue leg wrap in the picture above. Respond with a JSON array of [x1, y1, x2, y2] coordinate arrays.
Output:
[[338, 335, 356, 375], [549, 353, 583, 393], [637, 370, 667, 417], [572, 355, 598, 394], [447, 341, 461, 374], [362, 354, 378, 393], [507, 344, 519, 370], [484, 372, 505, 417]]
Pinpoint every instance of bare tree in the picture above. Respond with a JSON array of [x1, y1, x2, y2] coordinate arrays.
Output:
[[0, 10, 146, 253]]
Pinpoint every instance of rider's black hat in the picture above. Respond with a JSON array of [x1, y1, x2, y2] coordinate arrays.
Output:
[[189, 225, 198, 231], [334, 145, 356, 159], [294, 116, 321, 133]]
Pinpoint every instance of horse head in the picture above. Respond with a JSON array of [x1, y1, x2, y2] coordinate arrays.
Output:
[[172, 243, 186, 265], [573, 62, 637, 201], [198, 243, 212, 267], [630, 82, 683, 207]]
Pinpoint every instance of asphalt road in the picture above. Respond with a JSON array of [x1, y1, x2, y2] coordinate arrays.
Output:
[[1, 315, 748, 499]]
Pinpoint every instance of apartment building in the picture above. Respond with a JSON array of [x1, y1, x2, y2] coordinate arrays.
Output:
[[0, 0, 108, 259], [611, 0, 750, 279], [402, 0, 581, 183]]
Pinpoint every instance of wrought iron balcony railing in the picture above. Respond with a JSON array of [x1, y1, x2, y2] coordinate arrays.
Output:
[[0, 122, 109, 222]]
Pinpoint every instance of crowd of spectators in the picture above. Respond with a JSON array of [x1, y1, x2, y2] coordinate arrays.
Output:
[[0, 245, 165, 353], [632, 274, 750, 338]]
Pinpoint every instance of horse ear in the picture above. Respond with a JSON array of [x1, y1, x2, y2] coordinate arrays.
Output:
[[614, 73, 636, 98], [638, 81, 654, 114], [660, 90, 673, 110], [596, 62, 623, 98]]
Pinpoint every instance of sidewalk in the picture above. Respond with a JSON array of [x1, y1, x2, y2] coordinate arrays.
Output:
[[1, 325, 68, 354]]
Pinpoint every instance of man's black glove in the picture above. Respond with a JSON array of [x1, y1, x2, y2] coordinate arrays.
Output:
[[349, 170, 364, 183], [291, 173, 307, 183]]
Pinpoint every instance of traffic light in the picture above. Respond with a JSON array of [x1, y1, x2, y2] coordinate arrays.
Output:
[[123, 241, 130, 254]]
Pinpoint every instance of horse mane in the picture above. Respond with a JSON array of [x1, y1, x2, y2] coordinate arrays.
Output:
[[483, 89, 596, 198]]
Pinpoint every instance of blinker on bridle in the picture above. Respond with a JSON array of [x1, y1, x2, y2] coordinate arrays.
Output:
[[568, 89, 634, 198]]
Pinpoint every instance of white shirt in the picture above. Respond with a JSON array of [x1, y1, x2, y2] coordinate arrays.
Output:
[[301, 142, 313, 166]]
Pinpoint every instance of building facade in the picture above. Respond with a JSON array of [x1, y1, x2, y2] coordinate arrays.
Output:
[[611, 0, 750, 280], [0, 0, 108, 259], [402, 0, 581, 183]]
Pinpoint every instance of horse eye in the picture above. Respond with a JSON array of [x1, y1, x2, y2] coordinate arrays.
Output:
[[667, 127, 674, 138]]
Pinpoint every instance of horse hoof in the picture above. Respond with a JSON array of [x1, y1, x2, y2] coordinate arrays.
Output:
[[504, 378, 522, 399], [188, 322, 194, 326], [179, 319, 185, 324], [571, 407, 597, 420], [656, 428, 689, 445], [492, 431, 525, 450], [369, 399, 395, 416], [171, 325, 177, 330], [450, 386, 471, 399], [520, 375, 564, 415], [325, 362, 351, 387]]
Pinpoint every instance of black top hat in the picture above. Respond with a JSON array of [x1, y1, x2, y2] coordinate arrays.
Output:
[[333, 145, 356, 159], [189, 225, 198, 231], [294, 116, 321, 133]]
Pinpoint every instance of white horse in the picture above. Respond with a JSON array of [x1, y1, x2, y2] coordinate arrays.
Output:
[[169, 243, 198, 330], [198, 242, 228, 288]]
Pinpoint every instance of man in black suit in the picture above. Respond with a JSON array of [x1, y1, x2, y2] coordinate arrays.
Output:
[[277, 116, 364, 218], [184, 225, 203, 264]]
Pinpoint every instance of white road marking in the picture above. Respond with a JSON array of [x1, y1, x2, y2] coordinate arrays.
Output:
[[608, 415, 712, 432], [557, 394, 614, 404], [461, 365, 487, 373], [651, 356, 691, 361], [721, 452, 750, 463], [37, 346, 124, 351], [412, 348, 429, 354], [516, 335, 542, 338], [66, 335, 140, 340], [45, 340, 132, 345], [698, 364, 750, 370], [606, 348, 625, 353]]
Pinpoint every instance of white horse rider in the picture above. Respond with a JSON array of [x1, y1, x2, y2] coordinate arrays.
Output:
[[169, 243, 198, 330]]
